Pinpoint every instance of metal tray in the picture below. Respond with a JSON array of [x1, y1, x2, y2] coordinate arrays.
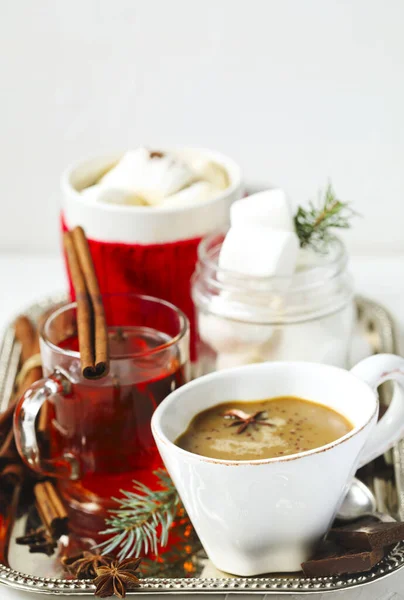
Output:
[[0, 294, 403, 597]]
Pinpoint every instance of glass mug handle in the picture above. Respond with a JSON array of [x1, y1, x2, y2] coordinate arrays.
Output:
[[351, 353, 404, 467], [13, 368, 80, 480]]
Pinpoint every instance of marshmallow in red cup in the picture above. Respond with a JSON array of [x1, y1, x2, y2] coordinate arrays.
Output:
[[61, 148, 243, 359]]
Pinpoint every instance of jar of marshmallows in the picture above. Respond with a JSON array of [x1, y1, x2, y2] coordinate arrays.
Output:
[[192, 189, 355, 374]]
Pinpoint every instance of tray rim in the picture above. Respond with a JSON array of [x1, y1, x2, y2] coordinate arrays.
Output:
[[1, 546, 404, 596], [0, 292, 403, 596]]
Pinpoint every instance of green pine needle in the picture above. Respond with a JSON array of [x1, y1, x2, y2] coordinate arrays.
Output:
[[95, 469, 180, 561], [294, 183, 356, 252]]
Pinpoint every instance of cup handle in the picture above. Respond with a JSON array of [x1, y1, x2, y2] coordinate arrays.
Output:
[[350, 353, 404, 467], [13, 368, 80, 480]]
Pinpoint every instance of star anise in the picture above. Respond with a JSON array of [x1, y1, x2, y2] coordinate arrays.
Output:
[[94, 557, 142, 598], [224, 409, 275, 434], [16, 526, 57, 556], [61, 551, 112, 579]]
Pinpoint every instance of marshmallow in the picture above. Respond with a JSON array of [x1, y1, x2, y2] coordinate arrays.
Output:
[[159, 181, 216, 208], [99, 149, 195, 205], [214, 326, 283, 370], [215, 311, 352, 370], [98, 148, 150, 190], [230, 189, 295, 232], [219, 227, 299, 278], [198, 311, 273, 354], [80, 185, 99, 202], [185, 156, 229, 190], [259, 307, 354, 367], [81, 184, 147, 206]]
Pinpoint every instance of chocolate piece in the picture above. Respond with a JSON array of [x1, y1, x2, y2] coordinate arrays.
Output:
[[301, 541, 384, 577], [328, 517, 404, 551]]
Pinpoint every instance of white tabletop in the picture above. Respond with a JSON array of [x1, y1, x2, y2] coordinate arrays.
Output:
[[0, 252, 404, 599]]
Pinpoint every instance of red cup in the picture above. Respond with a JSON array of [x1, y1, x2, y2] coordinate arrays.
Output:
[[61, 149, 243, 361]]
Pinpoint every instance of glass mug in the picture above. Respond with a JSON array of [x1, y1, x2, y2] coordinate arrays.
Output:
[[14, 294, 189, 536]]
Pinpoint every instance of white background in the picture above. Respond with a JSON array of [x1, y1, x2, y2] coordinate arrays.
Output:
[[0, 0, 404, 255]]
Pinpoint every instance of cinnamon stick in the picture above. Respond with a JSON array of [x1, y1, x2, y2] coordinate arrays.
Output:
[[0, 407, 18, 471], [0, 463, 24, 487], [0, 404, 14, 437], [72, 227, 109, 376], [13, 314, 47, 435], [34, 481, 68, 538], [14, 315, 43, 397], [37, 307, 66, 435], [64, 227, 109, 379], [63, 231, 94, 373], [0, 429, 16, 464], [0, 316, 45, 522], [14, 315, 38, 364], [0, 482, 21, 564], [0, 464, 24, 516], [15, 480, 68, 556]]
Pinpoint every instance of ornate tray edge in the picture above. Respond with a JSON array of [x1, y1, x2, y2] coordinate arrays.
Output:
[[1, 548, 404, 596], [0, 294, 403, 595]]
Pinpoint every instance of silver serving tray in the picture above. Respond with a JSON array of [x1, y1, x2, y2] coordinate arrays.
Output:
[[0, 294, 403, 596]]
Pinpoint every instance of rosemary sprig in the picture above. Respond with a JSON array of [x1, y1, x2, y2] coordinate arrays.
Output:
[[294, 183, 356, 252], [96, 470, 180, 561]]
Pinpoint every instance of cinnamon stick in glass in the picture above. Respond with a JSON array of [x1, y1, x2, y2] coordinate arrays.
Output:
[[63, 227, 109, 379], [71, 226, 109, 377]]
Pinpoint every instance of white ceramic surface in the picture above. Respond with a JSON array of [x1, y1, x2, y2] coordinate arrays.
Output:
[[61, 148, 243, 244], [152, 354, 404, 576]]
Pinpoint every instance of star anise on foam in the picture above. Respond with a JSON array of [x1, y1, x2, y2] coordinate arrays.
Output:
[[61, 551, 112, 579], [224, 409, 276, 434], [94, 557, 142, 598]]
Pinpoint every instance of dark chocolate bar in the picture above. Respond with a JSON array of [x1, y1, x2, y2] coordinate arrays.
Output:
[[301, 541, 384, 577], [328, 517, 404, 551]]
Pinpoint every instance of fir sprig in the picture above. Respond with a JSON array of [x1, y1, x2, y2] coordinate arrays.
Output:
[[294, 183, 356, 252], [96, 470, 180, 561]]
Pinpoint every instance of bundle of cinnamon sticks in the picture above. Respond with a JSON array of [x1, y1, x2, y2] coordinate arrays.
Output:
[[63, 227, 110, 379], [16, 481, 68, 555], [0, 315, 41, 513], [0, 315, 68, 558]]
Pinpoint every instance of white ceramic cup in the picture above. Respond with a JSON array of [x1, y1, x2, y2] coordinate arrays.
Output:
[[152, 354, 404, 576]]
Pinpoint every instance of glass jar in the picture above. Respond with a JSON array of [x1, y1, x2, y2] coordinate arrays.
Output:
[[192, 231, 355, 375]]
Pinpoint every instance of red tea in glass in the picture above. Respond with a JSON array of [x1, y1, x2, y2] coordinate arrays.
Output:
[[14, 294, 189, 537]]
